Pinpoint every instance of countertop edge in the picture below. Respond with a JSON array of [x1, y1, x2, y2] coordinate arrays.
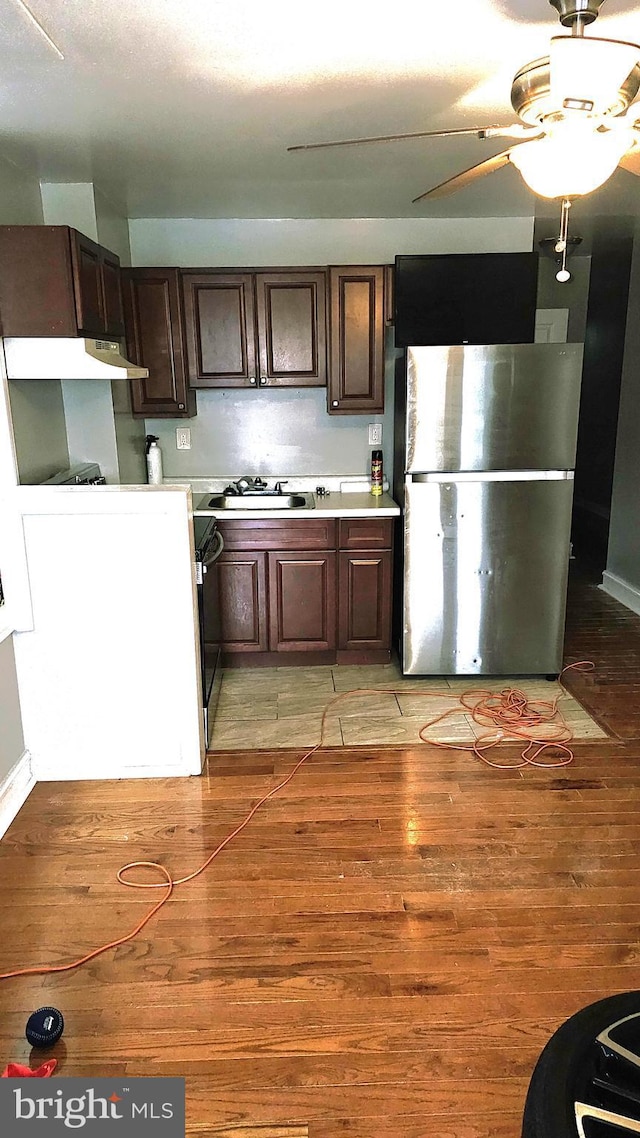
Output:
[[193, 491, 400, 520]]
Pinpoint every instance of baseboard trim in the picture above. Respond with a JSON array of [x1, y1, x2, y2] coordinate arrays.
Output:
[[31, 759, 201, 781], [600, 571, 640, 617], [0, 750, 35, 839]]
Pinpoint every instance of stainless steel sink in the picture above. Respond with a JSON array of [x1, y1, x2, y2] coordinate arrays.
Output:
[[205, 492, 315, 510]]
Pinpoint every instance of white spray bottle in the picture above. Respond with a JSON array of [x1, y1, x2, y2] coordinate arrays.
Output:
[[145, 435, 163, 485]]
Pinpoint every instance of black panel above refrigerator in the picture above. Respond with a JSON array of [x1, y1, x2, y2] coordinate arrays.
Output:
[[394, 252, 538, 348]]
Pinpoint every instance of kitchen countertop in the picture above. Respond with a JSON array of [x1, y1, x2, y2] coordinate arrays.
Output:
[[175, 475, 401, 519], [192, 489, 400, 519]]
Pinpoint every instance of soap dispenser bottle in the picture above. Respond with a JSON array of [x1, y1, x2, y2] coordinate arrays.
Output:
[[145, 435, 163, 485]]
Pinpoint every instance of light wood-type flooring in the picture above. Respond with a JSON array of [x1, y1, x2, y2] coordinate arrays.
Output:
[[2, 560, 640, 1136], [211, 662, 605, 751]]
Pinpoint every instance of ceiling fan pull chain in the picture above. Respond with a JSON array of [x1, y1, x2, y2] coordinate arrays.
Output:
[[555, 198, 573, 282]]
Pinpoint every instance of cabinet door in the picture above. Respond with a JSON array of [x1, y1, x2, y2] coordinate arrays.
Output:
[[216, 550, 268, 653], [0, 225, 124, 339], [183, 273, 258, 388], [338, 549, 392, 651], [328, 266, 384, 414], [122, 269, 195, 418], [0, 226, 78, 336], [100, 248, 125, 339], [70, 230, 105, 336], [338, 517, 394, 551], [383, 265, 394, 325], [268, 551, 336, 652], [219, 518, 336, 551], [255, 272, 327, 387]]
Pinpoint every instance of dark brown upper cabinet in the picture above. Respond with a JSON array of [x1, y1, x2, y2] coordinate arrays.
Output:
[[327, 266, 385, 415], [121, 268, 196, 419], [182, 270, 327, 389], [0, 225, 125, 339]]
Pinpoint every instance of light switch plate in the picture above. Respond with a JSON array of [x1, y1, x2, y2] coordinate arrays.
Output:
[[176, 427, 191, 450], [368, 423, 383, 446]]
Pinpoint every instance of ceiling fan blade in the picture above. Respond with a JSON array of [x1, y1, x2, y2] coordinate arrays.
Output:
[[550, 35, 640, 115], [412, 149, 513, 202], [287, 125, 537, 153]]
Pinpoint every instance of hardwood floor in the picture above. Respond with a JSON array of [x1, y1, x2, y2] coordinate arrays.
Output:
[[562, 559, 640, 741], [2, 559, 640, 1136]]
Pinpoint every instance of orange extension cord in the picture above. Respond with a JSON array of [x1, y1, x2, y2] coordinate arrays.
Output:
[[0, 660, 594, 983]]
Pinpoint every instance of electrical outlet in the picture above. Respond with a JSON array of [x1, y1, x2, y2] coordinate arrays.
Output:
[[368, 423, 383, 446], [176, 427, 191, 450]]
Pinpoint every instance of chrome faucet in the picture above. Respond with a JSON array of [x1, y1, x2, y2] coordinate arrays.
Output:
[[274, 480, 288, 494], [233, 476, 267, 494]]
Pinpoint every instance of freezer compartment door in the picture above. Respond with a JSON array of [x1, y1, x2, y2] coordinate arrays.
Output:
[[406, 343, 583, 473], [403, 475, 574, 675]]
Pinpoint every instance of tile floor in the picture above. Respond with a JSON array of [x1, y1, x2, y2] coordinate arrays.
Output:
[[209, 657, 607, 750]]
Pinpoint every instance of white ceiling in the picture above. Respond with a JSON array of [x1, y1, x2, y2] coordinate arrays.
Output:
[[3, 0, 640, 219]]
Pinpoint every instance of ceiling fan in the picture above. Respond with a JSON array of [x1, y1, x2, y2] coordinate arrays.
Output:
[[288, 0, 640, 204]]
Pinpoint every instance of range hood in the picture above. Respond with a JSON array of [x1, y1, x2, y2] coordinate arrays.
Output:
[[3, 337, 149, 380]]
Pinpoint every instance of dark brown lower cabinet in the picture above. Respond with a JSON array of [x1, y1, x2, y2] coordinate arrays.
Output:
[[338, 549, 392, 652], [214, 516, 393, 666], [268, 551, 336, 652], [217, 551, 268, 652]]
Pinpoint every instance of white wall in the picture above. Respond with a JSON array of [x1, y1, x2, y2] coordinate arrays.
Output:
[[7, 380, 70, 484], [129, 216, 535, 267], [94, 187, 132, 266], [0, 160, 42, 828], [0, 635, 25, 782], [41, 181, 132, 265], [603, 215, 640, 615], [13, 486, 203, 780], [0, 628, 32, 841], [111, 382, 147, 484], [0, 157, 44, 224], [40, 182, 98, 239]]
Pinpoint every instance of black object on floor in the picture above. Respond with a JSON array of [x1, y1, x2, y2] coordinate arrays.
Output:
[[26, 1007, 64, 1048], [522, 991, 640, 1135]]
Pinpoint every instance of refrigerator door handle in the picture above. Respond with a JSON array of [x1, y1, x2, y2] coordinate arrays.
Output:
[[409, 470, 574, 484]]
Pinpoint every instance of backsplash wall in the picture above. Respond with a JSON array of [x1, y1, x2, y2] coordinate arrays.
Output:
[[8, 380, 69, 484], [147, 348, 397, 480]]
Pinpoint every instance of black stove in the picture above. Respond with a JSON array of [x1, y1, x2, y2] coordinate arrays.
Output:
[[41, 463, 106, 485], [193, 516, 224, 747]]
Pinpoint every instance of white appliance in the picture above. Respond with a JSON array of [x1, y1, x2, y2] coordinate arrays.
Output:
[[3, 337, 148, 380]]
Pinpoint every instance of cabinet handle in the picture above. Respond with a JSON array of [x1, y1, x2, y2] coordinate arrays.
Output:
[[259, 376, 267, 385], [249, 376, 257, 385], [178, 403, 185, 410], [332, 400, 339, 407]]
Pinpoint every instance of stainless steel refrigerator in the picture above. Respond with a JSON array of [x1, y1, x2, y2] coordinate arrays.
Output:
[[398, 343, 583, 676]]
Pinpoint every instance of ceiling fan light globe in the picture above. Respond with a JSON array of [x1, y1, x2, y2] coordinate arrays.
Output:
[[509, 126, 631, 197]]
